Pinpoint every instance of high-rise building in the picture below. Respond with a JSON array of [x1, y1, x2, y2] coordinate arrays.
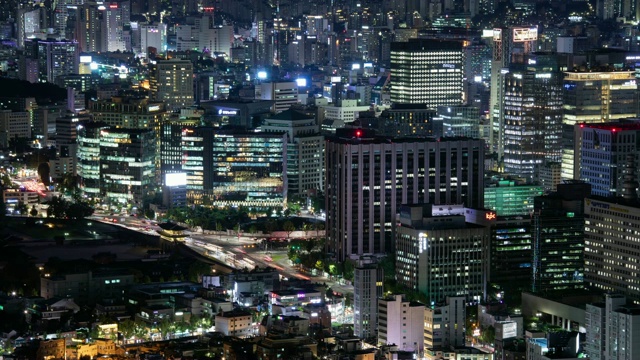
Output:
[[390, 39, 464, 107], [439, 105, 480, 139], [532, 181, 591, 293], [489, 216, 533, 295], [538, 162, 562, 193], [255, 82, 298, 114], [561, 70, 638, 180], [24, 39, 79, 83], [484, 179, 543, 216], [77, 125, 156, 206], [377, 295, 425, 352], [353, 256, 384, 340], [76, 3, 102, 52], [585, 295, 640, 360], [489, 27, 537, 157], [149, 59, 194, 111], [102, 2, 131, 52], [0, 110, 31, 148], [139, 23, 167, 56], [261, 109, 324, 196], [578, 122, 640, 197], [585, 196, 640, 303], [325, 129, 485, 261], [377, 104, 438, 138], [395, 204, 489, 304], [503, 53, 563, 179], [175, 16, 233, 55], [424, 296, 466, 350], [184, 128, 287, 209]]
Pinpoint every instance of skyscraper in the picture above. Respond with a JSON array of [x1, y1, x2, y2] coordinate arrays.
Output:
[[353, 256, 383, 340], [395, 204, 489, 304], [561, 70, 638, 180], [585, 196, 640, 303], [390, 39, 464, 107], [503, 53, 563, 179], [24, 39, 79, 83], [489, 27, 537, 157], [325, 129, 485, 261], [149, 59, 194, 111], [102, 2, 131, 52], [532, 181, 591, 293], [578, 122, 640, 197], [261, 109, 324, 196]]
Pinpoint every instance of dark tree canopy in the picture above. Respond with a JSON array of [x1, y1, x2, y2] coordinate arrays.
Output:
[[0, 78, 67, 103]]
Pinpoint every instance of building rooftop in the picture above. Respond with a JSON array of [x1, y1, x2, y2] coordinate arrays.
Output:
[[267, 109, 312, 121]]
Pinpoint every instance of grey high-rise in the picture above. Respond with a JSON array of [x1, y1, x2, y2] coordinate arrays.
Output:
[[325, 129, 485, 261]]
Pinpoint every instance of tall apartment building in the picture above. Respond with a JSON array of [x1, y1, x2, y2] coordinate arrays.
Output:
[[490, 27, 537, 157], [503, 53, 563, 179], [424, 296, 466, 350], [561, 70, 638, 180], [150, 59, 194, 111], [390, 39, 464, 108], [395, 204, 489, 304], [585, 196, 640, 303], [353, 256, 384, 340], [102, 2, 131, 52], [377, 295, 424, 352], [532, 181, 591, 293], [578, 122, 640, 197], [23, 39, 79, 83], [261, 109, 324, 196], [76, 3, 102, 52], [585, 295, 640, 360], [325, 129, 485, 261], [255, 82, 298, 114]]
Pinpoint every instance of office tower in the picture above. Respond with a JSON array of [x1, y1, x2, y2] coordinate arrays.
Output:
[[185, 128, 287, 208], [577, 122, 640, 197], [24, 39, 79, 83], [503, 53, 563, 180], [255, 82, 298, 113], [77, 124, 156, 205], [424, 296, 466, 350], [484, 179, 543, 216], [88, 97, 167, 129], [395, 204, 489, 304], [585, 295, 640, 360], [489, 216, 533, 296], [16, 8, 41, 49], [76, 3, 102, 52], [353, 256, 384, 340], [585, 196, 640, 303], [561, 70, 638, 180], [489, 27, 537, 157], [175, 15, 233, 55], [0, 110, 31, 148], [325, 129, 485, 261], [438, 105, 480, 138], [261, 109, 324, 196], [139, 23, 167, 56], [532, 181, 591, 293], [102, 2, 130, 52], [149, 59, 194, 111], [377, 295, 425, 352], [377, 104, 438, 138], [538, 162, 562, 193], [390, 39, 464, 108]]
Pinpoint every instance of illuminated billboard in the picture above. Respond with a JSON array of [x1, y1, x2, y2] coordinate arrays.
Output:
[[296, 78, 307, 87], [165, 172, 187, 187], [80, 55, 92, 63], [512, 27, 537, 42]]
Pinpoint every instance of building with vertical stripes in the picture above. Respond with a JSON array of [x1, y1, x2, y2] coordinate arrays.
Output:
[[325, 128, 484, 261]]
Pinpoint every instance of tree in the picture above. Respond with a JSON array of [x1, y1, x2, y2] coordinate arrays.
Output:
[[157, 317, 173, 340], [283, 221, 296, 239], [343, 260, 354, 281], [46, 196, 69, 218], [29, 206, 38, 217], [118, 319, 136, 344], [15, 200, 28, 215]]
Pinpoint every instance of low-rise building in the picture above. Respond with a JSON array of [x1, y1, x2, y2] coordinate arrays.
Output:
[[215, 309, 254, 337]]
